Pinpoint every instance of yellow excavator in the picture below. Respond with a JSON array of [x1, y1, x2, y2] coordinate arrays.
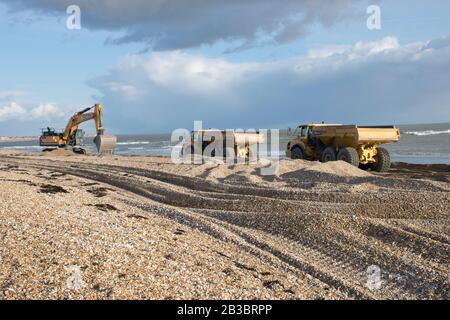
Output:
[[39, 103, 117, 155]]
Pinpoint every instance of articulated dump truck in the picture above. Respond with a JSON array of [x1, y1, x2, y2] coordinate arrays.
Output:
[[182, 129, 265, 159], [286, 124, 400, 172]]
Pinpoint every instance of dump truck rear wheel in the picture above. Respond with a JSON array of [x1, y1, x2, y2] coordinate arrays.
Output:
[[371, 147, 391, 172], [291, 146, 304, 159], [337, 147, 359, 167], [359, 163, 370, 170], [321, 147, 336, 162]]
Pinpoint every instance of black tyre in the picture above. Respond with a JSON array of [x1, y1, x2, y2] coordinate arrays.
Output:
[[74, 148, 87, 155], [337, 147, 359, 167], [371, 147, 391, 172], [321, 147, 336, 162], [291, 146, 305, 159], [359, 163, 371, 171]]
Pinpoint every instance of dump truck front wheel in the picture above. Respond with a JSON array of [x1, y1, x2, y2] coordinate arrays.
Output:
[[321, 147, 336, 162], [371, 147, 391, 172], [337, 147, 359, 167], [291, 146, 305, 159]]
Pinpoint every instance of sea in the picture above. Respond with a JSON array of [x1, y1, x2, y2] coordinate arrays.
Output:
[[1, 123, 449, 164]]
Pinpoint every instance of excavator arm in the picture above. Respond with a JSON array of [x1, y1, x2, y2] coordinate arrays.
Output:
[[62, 104, 105, 143]]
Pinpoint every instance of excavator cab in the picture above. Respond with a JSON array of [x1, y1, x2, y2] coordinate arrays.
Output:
[[42, 127, 56, 136], [39, 127, 63, 147]]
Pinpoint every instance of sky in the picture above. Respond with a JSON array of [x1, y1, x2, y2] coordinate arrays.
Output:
[[0, 0, 449, 135]]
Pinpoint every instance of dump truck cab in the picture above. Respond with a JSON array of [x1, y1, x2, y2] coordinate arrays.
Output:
[[286, 123, 400, 172], [287, 124, 339, 158]]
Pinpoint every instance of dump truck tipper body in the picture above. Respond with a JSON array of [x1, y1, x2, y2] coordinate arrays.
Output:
[[286, 124, 400, 171]]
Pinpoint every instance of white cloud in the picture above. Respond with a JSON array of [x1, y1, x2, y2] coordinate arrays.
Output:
[[305, 37, 401, 60], [354, 36, 400, 55], [90, 36, 450, 133], [29, 103, 65, 120], [103, 82, 140, 100], [139, 51, 259, 93], [0, 102, 65, 122], [0, 102, 27, 121], [308, 45, 351, 59]]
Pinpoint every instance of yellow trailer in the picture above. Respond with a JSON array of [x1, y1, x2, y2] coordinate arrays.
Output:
[[286, 124, 400, 171]]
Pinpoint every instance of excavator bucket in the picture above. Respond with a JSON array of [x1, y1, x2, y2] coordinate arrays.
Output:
[[94, 134, 117, 155]]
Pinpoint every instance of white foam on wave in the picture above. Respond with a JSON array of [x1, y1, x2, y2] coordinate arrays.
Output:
[[116, 141, 151, 145], [0, 145, 43, 150], [404, 129, 450, 136]]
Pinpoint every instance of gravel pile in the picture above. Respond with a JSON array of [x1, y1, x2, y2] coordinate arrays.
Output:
[[0, 151, 448, 299]]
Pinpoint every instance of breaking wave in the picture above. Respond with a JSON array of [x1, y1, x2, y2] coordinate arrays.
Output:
[[116, 141, 151, 145], [0, 145, 43, 150], [404, 129, 450, 136]]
